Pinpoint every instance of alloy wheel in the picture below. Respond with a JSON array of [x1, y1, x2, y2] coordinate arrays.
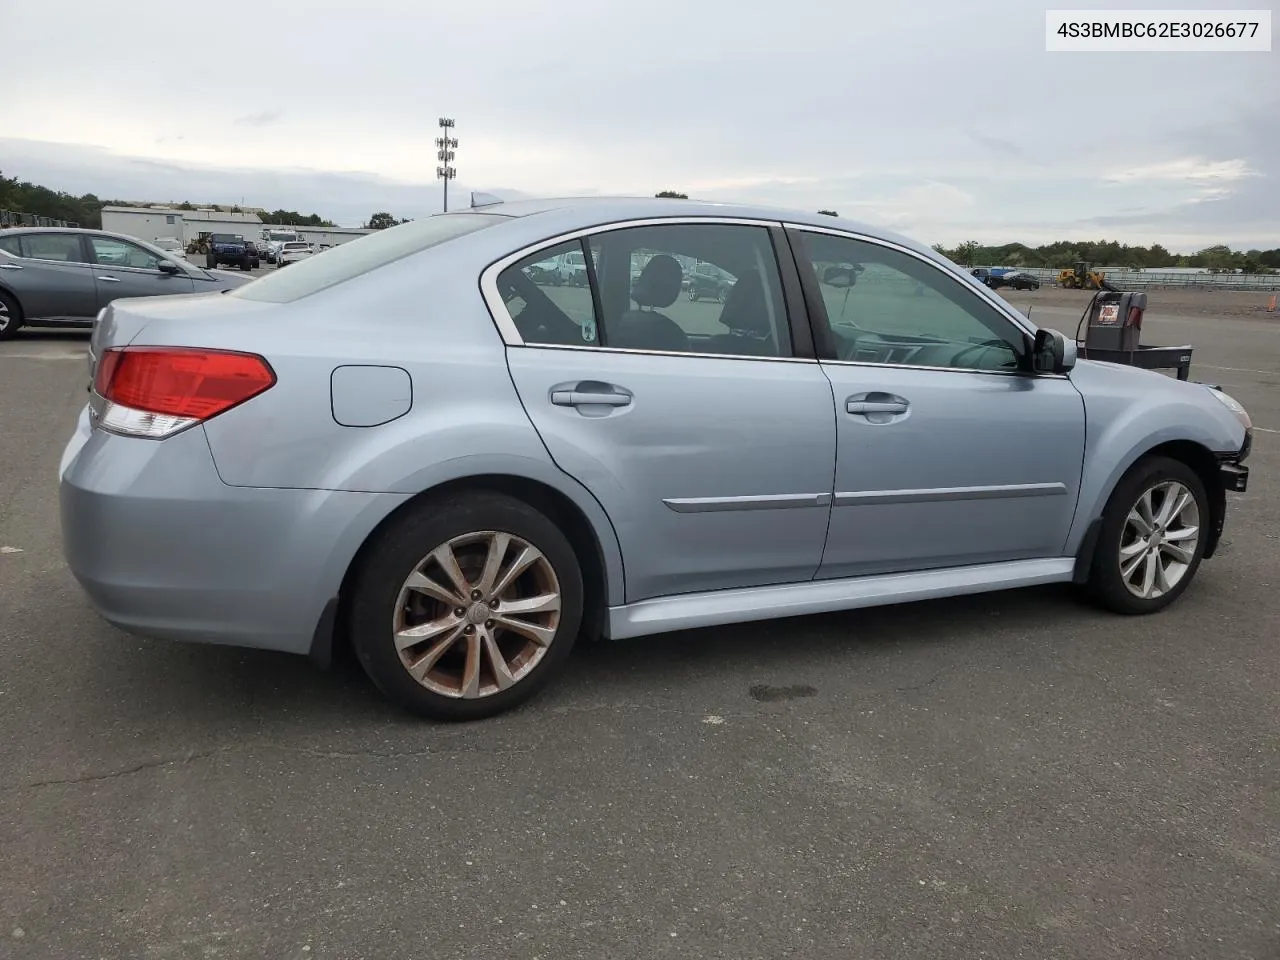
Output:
[[1118, 480, 1200, 599], [392, 531, 562, 699]]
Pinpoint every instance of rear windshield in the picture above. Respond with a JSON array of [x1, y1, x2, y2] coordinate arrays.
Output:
[[232, 213, 506, 303]]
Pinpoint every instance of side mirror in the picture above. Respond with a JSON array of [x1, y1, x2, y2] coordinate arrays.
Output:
[[157, 259, 181, 275], [1032, 328, 1076, 374], [822, 264, 861, 288]]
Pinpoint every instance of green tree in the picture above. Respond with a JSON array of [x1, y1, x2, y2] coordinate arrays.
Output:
[[655, 190, 688, 199], [954, 240, 980, 266], [365, 211, 399, 230], [177, 201, 195, 211], [260, 209, 336, 227], [817, 209, 838, 217]]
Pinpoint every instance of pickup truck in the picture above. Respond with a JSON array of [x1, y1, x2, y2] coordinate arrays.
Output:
[[205, 234, 259, 271]]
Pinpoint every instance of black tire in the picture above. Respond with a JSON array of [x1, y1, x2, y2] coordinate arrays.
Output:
[[349, 492, 585, 721], [1086, 456, 1209, 615], [0, 289, 23, 340]]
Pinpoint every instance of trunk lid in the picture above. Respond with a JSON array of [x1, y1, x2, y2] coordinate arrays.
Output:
[[88, 291, 276, 387]]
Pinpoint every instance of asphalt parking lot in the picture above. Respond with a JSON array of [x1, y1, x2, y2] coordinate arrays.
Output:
[[1, 294, 1277, 959]]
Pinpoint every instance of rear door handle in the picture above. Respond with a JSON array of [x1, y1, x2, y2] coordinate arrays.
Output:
[[96, 276, 122, 283], [847, 399, 908, 415], [551, 390, 631, 407], [0, 263, 22, 271]]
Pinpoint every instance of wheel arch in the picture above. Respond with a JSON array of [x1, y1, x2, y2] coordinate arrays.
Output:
[[0, 281, 24, 313], [1138, 439, 1226, 559], [314, 472, 623, 668], [1072, 437, 1226, 583]]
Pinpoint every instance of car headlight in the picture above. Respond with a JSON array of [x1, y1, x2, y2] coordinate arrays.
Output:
[[1207, 387, 1252, 430]]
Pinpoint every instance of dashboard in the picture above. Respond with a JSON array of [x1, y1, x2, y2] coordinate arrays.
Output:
[[830, 324, 1020, 372]]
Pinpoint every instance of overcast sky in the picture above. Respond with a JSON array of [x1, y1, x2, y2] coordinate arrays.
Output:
[[1, 0, 1275, 249]]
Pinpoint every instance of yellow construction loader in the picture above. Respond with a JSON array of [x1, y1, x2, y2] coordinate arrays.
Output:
[[1057, 261, 1109, 290]]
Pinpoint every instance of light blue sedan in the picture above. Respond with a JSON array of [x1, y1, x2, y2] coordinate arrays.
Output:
[[59, 197, 1253, 720]]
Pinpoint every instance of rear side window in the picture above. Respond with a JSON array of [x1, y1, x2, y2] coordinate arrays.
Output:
[[232, 213, 506, 303], [22, 233, 85, 262], [0, 235, 21, 256]]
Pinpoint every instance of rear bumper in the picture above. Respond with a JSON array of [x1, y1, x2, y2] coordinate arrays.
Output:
[[59, 407, 408, 656]]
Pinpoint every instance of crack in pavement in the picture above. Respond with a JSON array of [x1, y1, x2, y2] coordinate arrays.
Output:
[[11, 746, 238, 790], [4, 740, 533, 793]]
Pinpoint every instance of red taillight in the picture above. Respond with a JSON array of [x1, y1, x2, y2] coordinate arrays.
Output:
[[95, 346, 275, 421], [1127, 307, 1144, 328]]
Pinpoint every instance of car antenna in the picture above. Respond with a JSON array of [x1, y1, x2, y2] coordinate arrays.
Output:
[[470, 192, 503, 209]]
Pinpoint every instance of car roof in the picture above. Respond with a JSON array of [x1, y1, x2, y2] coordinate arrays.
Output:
[[1, 225, 161, 245], [453, 196, 941, 260]]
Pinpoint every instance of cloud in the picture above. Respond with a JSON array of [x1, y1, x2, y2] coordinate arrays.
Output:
[[1103, 157, 1258, 184], [0, 0, 1273, 249], [966, 130, 1023, 157], [234, 110, 283, 128]]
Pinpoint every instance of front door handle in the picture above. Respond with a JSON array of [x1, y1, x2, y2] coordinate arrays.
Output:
[[847, 399, 908, 415], [0, 263, 23, 271], [551, 390, 631, 408], [96, 276, 122, 283]]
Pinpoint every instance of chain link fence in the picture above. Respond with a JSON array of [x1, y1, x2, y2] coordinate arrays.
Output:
[[0, 209, 79, 228], [975, 265, 1280, 292]]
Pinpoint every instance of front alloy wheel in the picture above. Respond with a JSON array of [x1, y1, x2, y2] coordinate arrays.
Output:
[[1118, 480, 1200, 600], [1087, 456, 1209, 615]]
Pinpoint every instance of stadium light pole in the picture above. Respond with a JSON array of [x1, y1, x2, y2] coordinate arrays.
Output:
[[436, 117, 458, 212]]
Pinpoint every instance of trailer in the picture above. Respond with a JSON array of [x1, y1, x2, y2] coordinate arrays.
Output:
[[1076, 290, 1194, 380]]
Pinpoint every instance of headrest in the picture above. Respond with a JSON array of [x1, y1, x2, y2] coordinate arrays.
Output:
[[611, 310, 689, 353], [631, 254, 683, 309], [718, 269, 772, 336]]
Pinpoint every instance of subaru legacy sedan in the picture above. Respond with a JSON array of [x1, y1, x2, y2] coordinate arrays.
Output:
[[59, 197, 1253, 720]]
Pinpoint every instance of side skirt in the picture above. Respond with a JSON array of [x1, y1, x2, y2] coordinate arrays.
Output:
[[606, 558, 1076, 640]]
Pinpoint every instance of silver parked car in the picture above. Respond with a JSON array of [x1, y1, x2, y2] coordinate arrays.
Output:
[[59, 198, 1253, 720], [0, 227, 251, 339]]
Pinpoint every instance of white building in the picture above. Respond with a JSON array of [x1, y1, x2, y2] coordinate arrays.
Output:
[[100, 206, 375, 249]]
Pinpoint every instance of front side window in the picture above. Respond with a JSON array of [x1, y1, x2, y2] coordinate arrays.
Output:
[[89, 236, 163, 271], [22, 233, 84, 263], [0, 235, 21, 256], [794, 231, 1025, 372], [496, 222, 792, 359]]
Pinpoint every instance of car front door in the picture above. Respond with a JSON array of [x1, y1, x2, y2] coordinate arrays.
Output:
[[2, 232, 99, 319], [787, 226, 1086, 579], [492, 220, 836, 603], [87, 235, 195, 308]]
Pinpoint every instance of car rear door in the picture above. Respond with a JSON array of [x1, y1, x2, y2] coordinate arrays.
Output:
[[787, 225, 1086, 579], [492, 219, 837, 604], [2, 232, 99, 319], [87, 235, 195, 307]]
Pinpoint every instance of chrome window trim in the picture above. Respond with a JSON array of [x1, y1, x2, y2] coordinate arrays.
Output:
[[781, 221, 1040, 341], [510, 341, 819, 364], [479, 215, 798, 362], [818, 358, 1068, 380]]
